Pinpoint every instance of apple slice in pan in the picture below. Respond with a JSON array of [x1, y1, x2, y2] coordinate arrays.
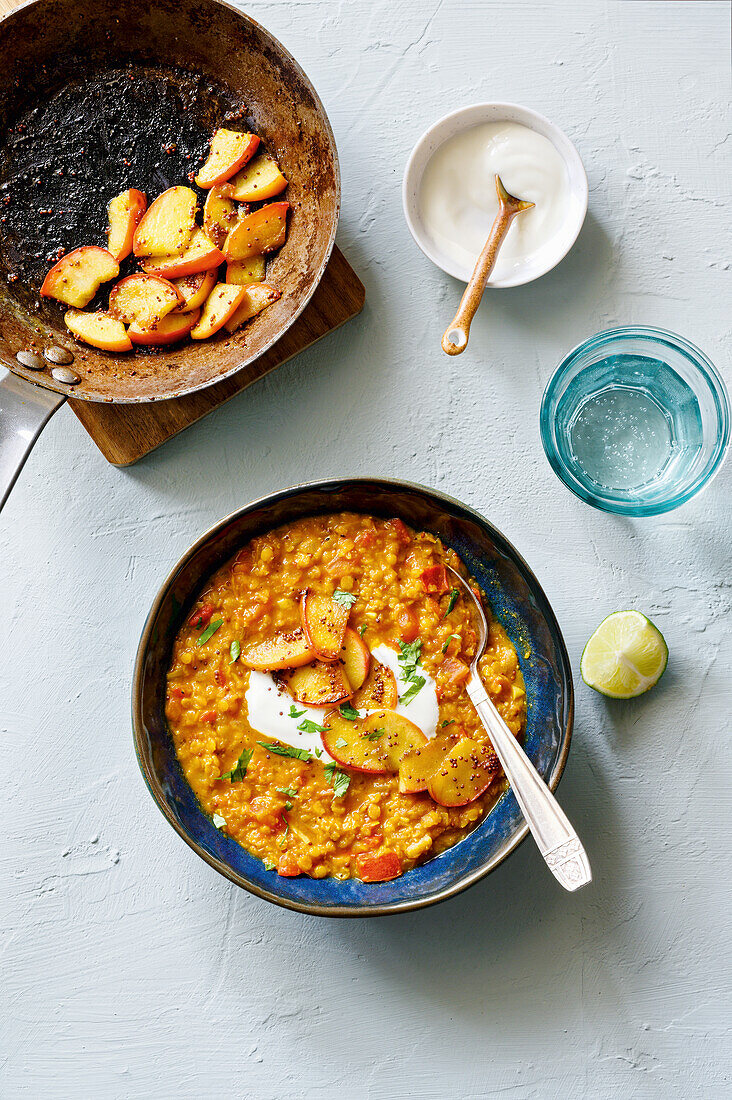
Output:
[[280, 661, 352, 707], [41, 246, 119, 308], [322, 709, 426, 773], [427, 738, 501, 807], [225, 154, 288, 203], [190, 283, 248, 340], [203, 185, 240, 249], [226, 256, 266, 285], [195, 129, 260, 188], [240, 629, 316, 671], [224, 283, 281, 334], [223, 202, 289, 260], [108, 273, 182, 330], [301, 589, 350, 661], [106, 189, 147, 263], [398, 733, 456, 794], [64, 309, 132, 352], [128, 308, 200, 346], [140, 228, 224, 279], [352, 661, 398, 710], [171, 269, 217, 313], [132, 186, 197, 257], [339, 627, 370, 691]]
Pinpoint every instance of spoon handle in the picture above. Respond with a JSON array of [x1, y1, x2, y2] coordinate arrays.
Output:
[[466, 674, 592, 891], [441, 175, 534, 356]]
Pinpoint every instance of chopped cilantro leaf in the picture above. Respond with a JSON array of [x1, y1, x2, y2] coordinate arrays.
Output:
[[257, 741, 312, 762], [362, 728, 384, 741], [398, 639, 422, 674], [263, 859, 276, 871], [442, 589, 459, 618], [229, 640, 241, 663], [332, 589, 357, 609], [442, 634, 460, 653], [196, 619, 224, 645], [219, 747, 253, 782], [339, 703, 360, 721], [276, 787, 298, 799], [335, 736, 348, 748], [399, 676, 426, 706], [332, 771, 351, 798], [297, 718, 328, 735], [323, 762, 351, 798], [288, 704, 305, 719], [359, 624, 368, 636], [441, 719, 454, 728]]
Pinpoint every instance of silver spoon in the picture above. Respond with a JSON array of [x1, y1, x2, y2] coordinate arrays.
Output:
[[447, 566, 592, 891]]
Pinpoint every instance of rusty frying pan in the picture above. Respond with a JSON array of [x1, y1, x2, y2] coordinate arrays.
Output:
[[0, 0, 339, 507]]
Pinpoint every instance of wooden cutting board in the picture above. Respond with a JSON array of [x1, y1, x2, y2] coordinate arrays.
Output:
[[69, 246, 364, 465]]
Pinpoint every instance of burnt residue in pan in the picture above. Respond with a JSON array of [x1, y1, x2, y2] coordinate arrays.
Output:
[[0, 63, 250, 324]]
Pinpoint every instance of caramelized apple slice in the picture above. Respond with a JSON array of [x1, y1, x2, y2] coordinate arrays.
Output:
[[322, 709, 426, 773], [362, 710, 427, 769], [203, 185, 240, 248], [171, 269, 217, 313], [280, 661, 352, 706], [226, 256, 266, 285], [195, 129, 260, 188], [128, 308, 199, 346], [398, 733, 456, 793], [140, 228, 224, 279], [240, 629, 315, 671], [427, 738, 500, 807], [64, 309, 132, 352], [224, 283, 281, 333], [225, 154, 288, 202], [339, 627, 370, 691], [301, 589, 350, 661], [223, 202, 289, 260], [106, 189, 147, 263], [108, 273, 182, 329], [132, 186, 197, 257], [190, 283, 247, 340], [41, 246, 119, 308], [321, 711, 391, 774], [352, 661, 398, 710]]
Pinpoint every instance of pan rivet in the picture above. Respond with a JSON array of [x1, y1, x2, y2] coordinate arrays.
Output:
[[44, 345, 75, 366], [50, 365, 81, 385], [16, 350, 44, 370]]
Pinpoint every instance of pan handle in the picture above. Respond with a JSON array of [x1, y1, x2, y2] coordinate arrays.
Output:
[[0, 369, 66, 511]]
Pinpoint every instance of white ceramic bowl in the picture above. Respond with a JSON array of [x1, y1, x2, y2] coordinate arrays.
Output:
[[402, 102, 588, 287]]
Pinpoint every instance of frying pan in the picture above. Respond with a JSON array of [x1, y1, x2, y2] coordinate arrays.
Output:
[[0, 0, 340, 507]]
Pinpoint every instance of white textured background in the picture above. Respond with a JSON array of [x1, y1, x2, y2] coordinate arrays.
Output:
[[2, 1, 730, 1097]]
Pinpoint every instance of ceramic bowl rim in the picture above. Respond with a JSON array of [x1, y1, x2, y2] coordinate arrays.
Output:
[[402, 101, 589, 287], [131, 477, 574, 917], [539, 325, 731, 516]]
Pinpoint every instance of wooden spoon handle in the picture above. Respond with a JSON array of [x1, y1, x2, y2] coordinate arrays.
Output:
[[441, 175, 534, 356]]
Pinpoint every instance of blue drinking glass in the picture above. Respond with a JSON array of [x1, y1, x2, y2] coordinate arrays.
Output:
[[540, 327, 730, 516]]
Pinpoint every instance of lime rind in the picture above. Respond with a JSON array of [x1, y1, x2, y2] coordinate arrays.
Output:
[[581, 610, 668, 699]]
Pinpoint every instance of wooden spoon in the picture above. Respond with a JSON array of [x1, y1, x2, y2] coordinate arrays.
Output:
[[441, 174, 534, 355]]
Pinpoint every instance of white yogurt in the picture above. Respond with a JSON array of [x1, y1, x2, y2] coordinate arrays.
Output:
[[370, 644, 439, 740], [244, 643, 440, 757], [418, 120, 571, 283]]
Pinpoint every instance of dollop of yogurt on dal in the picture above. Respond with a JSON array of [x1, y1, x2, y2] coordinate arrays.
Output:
[[244, 643, 439, 760]]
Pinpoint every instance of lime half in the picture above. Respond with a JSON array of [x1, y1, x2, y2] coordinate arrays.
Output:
[[581, 611, 668, 698]]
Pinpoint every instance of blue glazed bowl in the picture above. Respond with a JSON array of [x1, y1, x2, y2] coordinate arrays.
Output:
[[132, 479, 573, 916]]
